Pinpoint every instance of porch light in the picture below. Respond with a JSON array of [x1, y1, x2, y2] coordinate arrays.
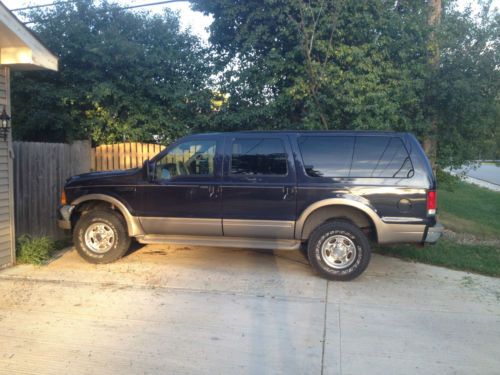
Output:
[[0, 106, 11, 141]]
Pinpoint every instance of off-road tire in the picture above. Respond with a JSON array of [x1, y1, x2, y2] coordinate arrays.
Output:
[[307, 220, 371, 281], [74, 209, 131, 264]]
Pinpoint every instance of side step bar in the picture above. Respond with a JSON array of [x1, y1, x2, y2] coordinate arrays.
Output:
[[136, 235, 302, 251]]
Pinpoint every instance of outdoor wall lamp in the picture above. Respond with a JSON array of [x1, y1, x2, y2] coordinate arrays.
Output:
[[0, 106, 11, 141]]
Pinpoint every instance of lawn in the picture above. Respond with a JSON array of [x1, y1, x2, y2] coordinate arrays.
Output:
[[439, 179, 500, 238], [377, 239, 500, 277], [377, 177, 500, 277]]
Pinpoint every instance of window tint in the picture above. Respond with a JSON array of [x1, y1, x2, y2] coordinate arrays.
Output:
[[351, 136, 413, 178], [298, 135, 413, 178], [156, 140, 216, 180], [298, 136, 355, 177], [231, 138, 287, 176]]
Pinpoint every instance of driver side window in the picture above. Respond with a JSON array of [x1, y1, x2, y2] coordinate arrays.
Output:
[[155, 140, 216, 180]]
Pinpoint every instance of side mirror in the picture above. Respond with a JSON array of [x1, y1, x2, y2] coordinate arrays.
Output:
[[143, 159, 155, 182]]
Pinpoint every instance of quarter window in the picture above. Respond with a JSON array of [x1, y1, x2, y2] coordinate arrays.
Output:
[[231, 138, 287, 176], [298, 135, 413, 178], [155, 140, 216, 180], [351, 136, 413, 178]]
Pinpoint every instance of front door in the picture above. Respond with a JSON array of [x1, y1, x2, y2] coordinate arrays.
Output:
[[139, 136, 223, 236], [222, 134, 297, 239]]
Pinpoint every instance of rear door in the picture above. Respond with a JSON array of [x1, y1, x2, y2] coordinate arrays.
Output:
[[221, 134, 297, 239]]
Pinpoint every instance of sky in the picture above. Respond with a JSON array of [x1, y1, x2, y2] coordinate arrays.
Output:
[[2, 0, 213, 42], [2, 0, 498, 44]]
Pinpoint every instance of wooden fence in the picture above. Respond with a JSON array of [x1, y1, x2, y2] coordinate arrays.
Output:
[[91, 142, 165, 171], [13, 141, 91, 239]]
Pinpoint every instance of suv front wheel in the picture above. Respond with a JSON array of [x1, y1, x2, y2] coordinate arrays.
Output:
[[307, 220, 371, 281], [74, 209, 131, 264]]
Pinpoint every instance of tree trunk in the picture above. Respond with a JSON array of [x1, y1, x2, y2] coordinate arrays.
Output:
[[424, 0, 441, 170]]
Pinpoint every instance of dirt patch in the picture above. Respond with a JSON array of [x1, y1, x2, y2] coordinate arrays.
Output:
[[443, 229, 500, 246]]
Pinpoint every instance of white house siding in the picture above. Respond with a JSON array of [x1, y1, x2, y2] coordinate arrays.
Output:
[[0, 66, 14, 268]]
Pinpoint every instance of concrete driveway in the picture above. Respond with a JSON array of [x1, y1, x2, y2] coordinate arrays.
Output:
[[0, 244, 499, 375]]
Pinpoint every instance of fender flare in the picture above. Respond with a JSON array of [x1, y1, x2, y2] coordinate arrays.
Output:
[[71, 194, 144, 236], [295, 198, 383, 240]]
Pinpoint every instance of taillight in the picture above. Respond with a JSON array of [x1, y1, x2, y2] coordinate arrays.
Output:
[[61, 190, 67, 206], [427, 190, 436, 215]]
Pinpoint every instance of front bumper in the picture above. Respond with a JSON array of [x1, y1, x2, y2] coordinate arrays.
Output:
[[57, 205, 75, 230], [424, 222, 444, 244]]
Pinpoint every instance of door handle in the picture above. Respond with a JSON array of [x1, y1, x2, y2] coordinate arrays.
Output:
[[209, 185, 215, 198], [282, 186, 296, 200], [282, 186, 289, 200]]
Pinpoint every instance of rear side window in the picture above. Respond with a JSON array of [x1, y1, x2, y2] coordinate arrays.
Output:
[[231, 138, 287, 176], [352, 137, 413, 178], [298, 136, 355, 177], [298, 135, 413, 178]]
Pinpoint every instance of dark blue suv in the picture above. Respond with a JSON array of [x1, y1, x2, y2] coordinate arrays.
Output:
[[58, 131, 443, 280]]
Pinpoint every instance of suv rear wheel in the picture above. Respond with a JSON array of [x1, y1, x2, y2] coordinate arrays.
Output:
[[307, 220, 371, 281], [74, 209, 131, 264]]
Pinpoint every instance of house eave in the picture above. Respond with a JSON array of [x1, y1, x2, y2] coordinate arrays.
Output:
[[0, 1, 58, 71]]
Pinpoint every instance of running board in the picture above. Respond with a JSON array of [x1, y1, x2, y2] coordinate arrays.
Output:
[[136, 235, 301, 251]]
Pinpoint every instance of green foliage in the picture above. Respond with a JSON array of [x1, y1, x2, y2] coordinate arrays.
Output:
[[436, 168, 461, 191], [192, 0, 431, 134], [16, 235, 57, 265], [431, 3, 500, 167], [376, 239, 500, 277], [10, 0, 499, 168], [193, 0, 500, 167], [12, 0, 212, 144]]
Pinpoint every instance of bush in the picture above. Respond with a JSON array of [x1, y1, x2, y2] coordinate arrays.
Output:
[[16, 235, 57, 265], [436, 168, 461, 191]]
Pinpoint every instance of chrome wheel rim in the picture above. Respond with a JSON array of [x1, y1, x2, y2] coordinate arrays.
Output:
[[84, 222, 115, 253], [321, 235, 357, 269]]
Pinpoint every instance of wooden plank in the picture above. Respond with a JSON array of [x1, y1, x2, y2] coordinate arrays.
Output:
[[102, 145, 108, 171], [110, 143, 115, 170], [118, 143, 124, 169], [125, 143, 131, 169], [142, 143, 148, 164], [106, 144, 111, 170], [132, 142, 138, 168], [95, 145, 102, 171], [112, 144, 119, 171]]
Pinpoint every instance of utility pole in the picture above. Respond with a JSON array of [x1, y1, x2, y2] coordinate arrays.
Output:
[[424, 0, 442, 170]]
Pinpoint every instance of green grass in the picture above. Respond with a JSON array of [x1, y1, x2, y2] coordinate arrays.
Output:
[[378, 177, 500, 277], [376, 239, 500, 277], [439, 179, 500, 239], [16, 235, 70, 265]]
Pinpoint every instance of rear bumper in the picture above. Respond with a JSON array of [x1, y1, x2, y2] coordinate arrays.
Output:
[[424, 222, 444, 244], [57, 205, 74, 230]]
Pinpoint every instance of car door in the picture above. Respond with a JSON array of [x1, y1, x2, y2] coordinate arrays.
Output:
[[222, 134, 297, 239], [138, 135, 223, 236]]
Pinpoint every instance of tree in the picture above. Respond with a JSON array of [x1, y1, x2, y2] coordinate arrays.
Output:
[[12, 0, 212, 144], [193, 0, 499, 167], [424, 0, 442, 169], [430, 2, 500, 167]]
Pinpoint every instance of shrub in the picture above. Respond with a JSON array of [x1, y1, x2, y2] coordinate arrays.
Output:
[[16, 235, 56, 265], [436, 168, 461, 191]]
